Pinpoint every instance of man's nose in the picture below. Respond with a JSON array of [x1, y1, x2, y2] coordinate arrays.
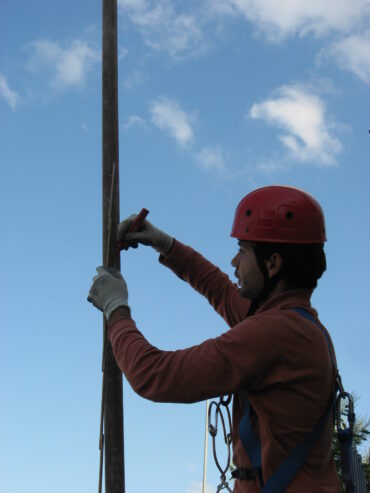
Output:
[[231, 253, 239, 267]]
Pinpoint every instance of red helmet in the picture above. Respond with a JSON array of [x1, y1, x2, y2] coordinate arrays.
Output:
[[231, 186, 326, 244]]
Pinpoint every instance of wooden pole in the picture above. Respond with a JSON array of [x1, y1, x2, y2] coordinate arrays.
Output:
[[101, 0, 125, 492]]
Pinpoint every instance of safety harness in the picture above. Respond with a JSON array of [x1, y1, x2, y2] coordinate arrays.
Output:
[[232, 307, 367, 492]]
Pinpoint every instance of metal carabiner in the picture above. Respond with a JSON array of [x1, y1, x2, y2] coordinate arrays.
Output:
[[216, 475, 233, 492], [219, 394, 232, 407], [336, 389, 355, 433], [208, 400, 219, 437]]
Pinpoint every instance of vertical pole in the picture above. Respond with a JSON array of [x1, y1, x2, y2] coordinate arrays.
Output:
[[202, 400, 209, 493], [102, 1, 125, 492]]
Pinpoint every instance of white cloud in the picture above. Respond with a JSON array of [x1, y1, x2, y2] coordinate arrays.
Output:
[[0, 74, 20, 110], [150, 96, 194, 147], [26, 39, 100, 92], [195, 146, 225, 172], [122, 115, 146, 130], [124, 69, 145, 89], [326, 30, 370, 84], [256, 159, 290, 174], [186, 481, 214, 493], [118, 46, 129, 61], [211, 0, 370, 41], [118, 0, 205, 59], [117, 0, 370, 88], [185, 462, 198, 472], [249, 85, 342, 165]]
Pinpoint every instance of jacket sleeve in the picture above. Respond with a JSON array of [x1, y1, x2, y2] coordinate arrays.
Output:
[[159, 239, 250, 327], [108, 315, 280, 403]]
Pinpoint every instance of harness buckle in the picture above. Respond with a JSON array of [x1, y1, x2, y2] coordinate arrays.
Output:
[[231, 467, 259, 480]]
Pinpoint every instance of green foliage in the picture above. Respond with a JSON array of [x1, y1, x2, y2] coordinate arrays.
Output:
[[331, 396, 370, 492]]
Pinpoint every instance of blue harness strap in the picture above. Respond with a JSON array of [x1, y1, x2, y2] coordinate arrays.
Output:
[[237, 307, 336, 492], [291, 307, 336, 369], [238, 393, 263, 481]]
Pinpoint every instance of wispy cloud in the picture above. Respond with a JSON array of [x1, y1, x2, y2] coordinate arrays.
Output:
[[149, 97, 229, 175], [124, 69, 145, 89], [118, 46, 129, 61], [256, 158, 290, 175], [211, 0, 370, 41], [195, 145, 225, 172], [0, 74, 20, 111], [117, 1, 370, 88], [249, 85, 342, 165], [26, 39, 100, 92], [150, 96, 194, 147], [186, 481, 215, 493], [118, 0, 205, 59], [325, 30, 370, 85], [122, 114, 146, 130], [118, 0, 370, 50]]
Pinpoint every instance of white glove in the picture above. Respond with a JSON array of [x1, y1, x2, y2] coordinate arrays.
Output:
[[117, 214, 173, 255], [87, 266, 129, 320]]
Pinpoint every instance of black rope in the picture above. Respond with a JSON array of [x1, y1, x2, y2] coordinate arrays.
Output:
[[208, 395, 234, 492]]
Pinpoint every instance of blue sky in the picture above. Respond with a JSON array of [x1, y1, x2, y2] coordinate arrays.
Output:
[[1, 1, 369, 492]]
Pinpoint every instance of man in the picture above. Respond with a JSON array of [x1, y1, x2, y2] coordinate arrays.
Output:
[[88, 185, 340, 492]]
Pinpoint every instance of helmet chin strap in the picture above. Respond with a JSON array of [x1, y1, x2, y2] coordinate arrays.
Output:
[[247, 244, 285, 316]]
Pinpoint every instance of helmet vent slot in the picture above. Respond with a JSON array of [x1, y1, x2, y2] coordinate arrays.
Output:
[[246, 209, 252, 217], [286, 211, 294, 220]]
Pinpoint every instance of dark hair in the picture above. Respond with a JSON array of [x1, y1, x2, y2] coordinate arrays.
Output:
[[253, 242, 327, 290]]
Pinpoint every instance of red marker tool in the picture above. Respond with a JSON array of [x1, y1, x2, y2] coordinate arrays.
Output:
[[118, 208, 149, 251]]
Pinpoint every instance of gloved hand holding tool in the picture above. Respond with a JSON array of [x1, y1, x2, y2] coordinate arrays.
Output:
[[89, 208, 173, 318], [87, 267, 129, 320], [117, 211, 173, 255]]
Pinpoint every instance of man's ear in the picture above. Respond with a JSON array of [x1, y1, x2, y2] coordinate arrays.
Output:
[[265, 252, 284, 279]]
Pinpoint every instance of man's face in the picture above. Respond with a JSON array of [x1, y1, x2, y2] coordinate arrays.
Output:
[[231, 241, 265, 300]]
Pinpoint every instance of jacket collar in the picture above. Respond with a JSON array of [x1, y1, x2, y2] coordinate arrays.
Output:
[[255, 289, 315, 315]]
